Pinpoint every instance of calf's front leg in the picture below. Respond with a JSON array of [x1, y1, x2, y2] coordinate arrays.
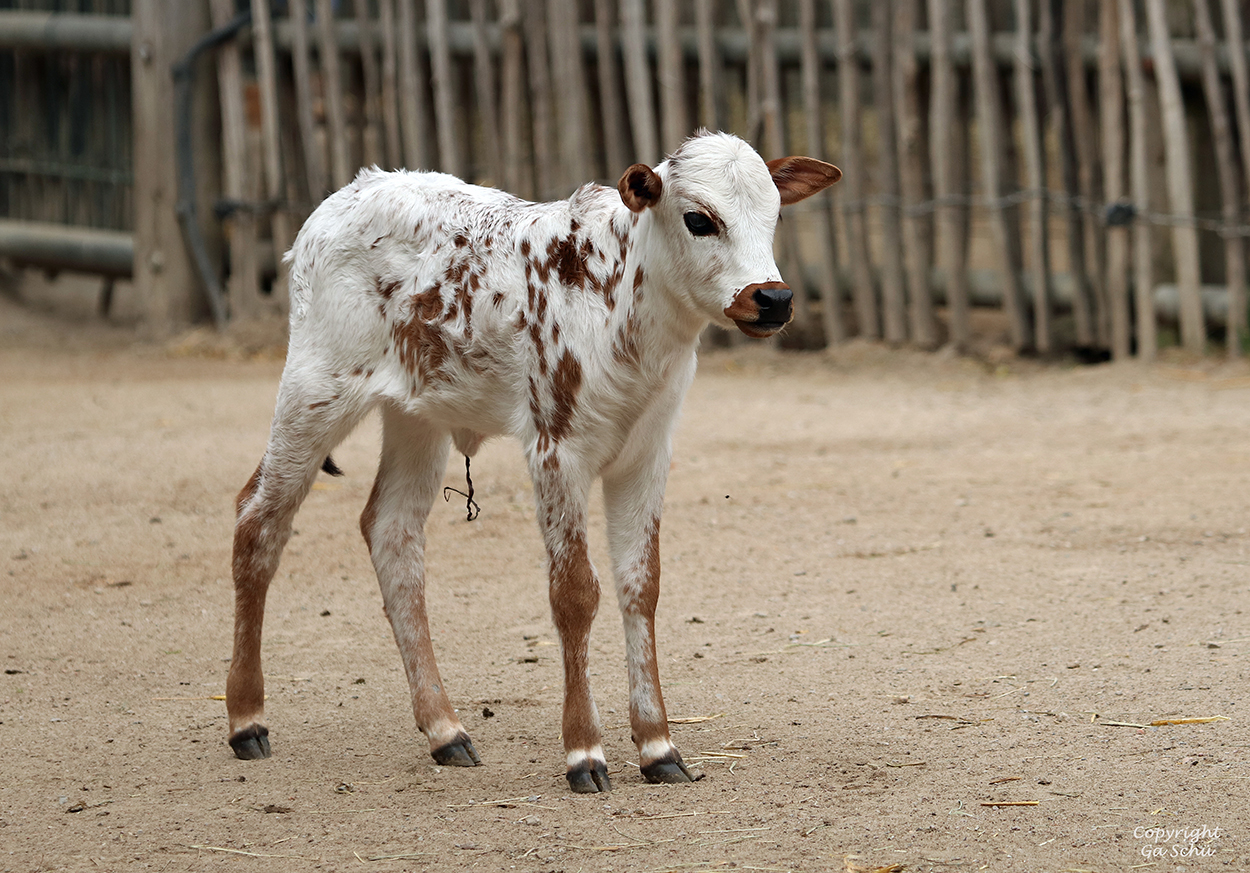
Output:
[[604, 458, 696, 784], [532, 463, 610, 793]]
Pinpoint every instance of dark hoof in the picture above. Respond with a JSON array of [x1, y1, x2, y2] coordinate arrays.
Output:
[[431, 734, 481, 767], [567, 760, 612, 793], [641, 755, 700, 784], [229, 725, 271, 760]]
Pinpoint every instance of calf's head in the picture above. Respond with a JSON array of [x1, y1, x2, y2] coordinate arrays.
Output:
[[618, 133, 841, 338]]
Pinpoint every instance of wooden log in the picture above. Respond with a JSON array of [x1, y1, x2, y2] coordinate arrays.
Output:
[[469, 0, 502, 185], [426, 0, 460, 177], [968, 0, 1030, 350], [378, 0, 403, 169], [872, 0, 907, 345], [549, 0, 589, 188], [1118, 0, 1155, 360], [1014, 0, 1051, 353], [1194, 0, 1244, 359], [594, 0, 631, 175], [523, 1, 557, 197], [1099, 0, 1129, 360], [288, 0, 327, 201], [895, 0, 936, 348], [656, 0, 688, 152], [396, 0, 430, 171], [212, 0, 261, 322], [695, 0, 726, 132], [499, 0, 528, 196], [1220, 0, 1250, 354], [1145, 0, 1205, 353], [620, 0, 658, 165], [834, 0, 879, 339], [315, 0, 352, 188], [798, 0, 845, 344], [1039, 0, 1094, 347], [927, 0, 970, 350], [353, 0, 383, 167]]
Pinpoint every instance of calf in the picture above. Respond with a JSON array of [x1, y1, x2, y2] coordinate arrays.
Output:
[[226, 131, 840, 792]]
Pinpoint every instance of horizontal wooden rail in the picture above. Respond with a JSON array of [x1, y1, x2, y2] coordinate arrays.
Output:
[[0, 219, 133, 277]]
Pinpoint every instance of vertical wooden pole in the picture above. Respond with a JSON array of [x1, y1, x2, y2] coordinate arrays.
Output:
[[1145, 0, 1205, 354], [1118, 0, 1155, 360], [132, 0, 215, 333], [549, 0, 589, 189], [750, 0, 813, 344], [212, 0, 260, 322], [872, 0, 906, 344], [1220, 0, 1250, 354], [425, 0, 460, 177], [895, 0, 935, 348], [1065, 0, 1105, 344], [251, 0, 292, 308], [469, 0, 503, 185], [1014, 0, 1051, 353], [500, 0, 529, 195], [1099, 0, 1130, 360], [798, 0, 845, 344], [695, 0, 725, 132], [656, 0, 689, 152], [1039, 0, 1094, 347], [523, 2, 557, 197], [928, 0, 970, 350], [397, 0, 430, 171], [378, 0, 403, 169], [969, 0, 1030, 350], [737, 0, 763, 142], [289, 0, 327, 201], [353, 0, 383, 167], [620, 0, 659, 165], [834, 0, 878, 339], [1194, 0, 1244, 359], [594, 0, 631, 175], [315, 0, 352, 188]]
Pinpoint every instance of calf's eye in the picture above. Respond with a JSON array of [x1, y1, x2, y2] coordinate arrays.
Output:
[[683, 212, 718, 237]]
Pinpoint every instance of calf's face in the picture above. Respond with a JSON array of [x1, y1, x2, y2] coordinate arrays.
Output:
[[618, 136, 841, 337]]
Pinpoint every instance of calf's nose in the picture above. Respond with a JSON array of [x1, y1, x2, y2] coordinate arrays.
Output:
[[753, 285, 792, 324]]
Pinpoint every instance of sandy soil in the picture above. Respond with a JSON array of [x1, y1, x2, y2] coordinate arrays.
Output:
[[2, 297, 1248, 873]]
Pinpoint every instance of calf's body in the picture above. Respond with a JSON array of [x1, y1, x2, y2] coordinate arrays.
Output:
[[227, 132, 839, 792]]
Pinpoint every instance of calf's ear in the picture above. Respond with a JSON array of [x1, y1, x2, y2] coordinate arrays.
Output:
[[618, 164, 663, 212], [766, 157, 842, 205]]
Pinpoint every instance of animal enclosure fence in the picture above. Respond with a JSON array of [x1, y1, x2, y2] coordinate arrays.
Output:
[[4, 0, 1250, 359]]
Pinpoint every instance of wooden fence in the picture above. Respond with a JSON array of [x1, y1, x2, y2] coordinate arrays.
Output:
[[7, 1, 1250, 358]]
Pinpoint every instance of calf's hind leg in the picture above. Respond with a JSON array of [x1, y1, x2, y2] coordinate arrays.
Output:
[[361, 406, 479, 766], [228, 385, 371, 759]]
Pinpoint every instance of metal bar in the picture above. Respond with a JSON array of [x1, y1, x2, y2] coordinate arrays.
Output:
[[0, 218, 132, 277]]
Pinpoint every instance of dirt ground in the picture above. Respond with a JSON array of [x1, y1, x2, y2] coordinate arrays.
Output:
[[2, 295, 1248, 873]]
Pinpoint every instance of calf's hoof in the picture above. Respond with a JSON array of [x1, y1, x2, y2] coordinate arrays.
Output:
[[641, 754, 700, 784], [567, 759, 612, 793], [229, 725, 271, 760], [431, 734, 481, 767]]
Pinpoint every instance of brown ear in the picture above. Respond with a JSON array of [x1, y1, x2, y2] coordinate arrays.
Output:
[[766, 157, 842, 205], [618, 164, 663, 212]]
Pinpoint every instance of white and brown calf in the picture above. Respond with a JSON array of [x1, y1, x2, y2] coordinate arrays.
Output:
[[227, 131, 840, 793]]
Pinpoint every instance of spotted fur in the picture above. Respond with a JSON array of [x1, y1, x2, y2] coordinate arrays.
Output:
[[226, 132, 840, 791]]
